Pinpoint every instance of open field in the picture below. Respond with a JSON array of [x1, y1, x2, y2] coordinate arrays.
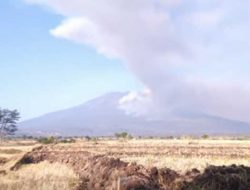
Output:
[[0, 138, 250, 189], [57, 139, 250, 173]]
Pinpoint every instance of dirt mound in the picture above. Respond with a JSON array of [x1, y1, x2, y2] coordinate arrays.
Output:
[[0, 170, 7, 175], [77, 155, 156, 190], [0, 157, 8, 165], [12, 146, 250, 190], [12, 146, 182, 190], [183, 165, 250, 190], [77, 155, 184, 190]]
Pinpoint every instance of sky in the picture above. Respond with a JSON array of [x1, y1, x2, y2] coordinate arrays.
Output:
[[2, 0, 250, 124], [0, 0, 141, 120]]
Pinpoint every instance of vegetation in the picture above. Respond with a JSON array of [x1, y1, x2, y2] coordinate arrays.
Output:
[[91, 137, 99, 144], [0, 161, 78, 190], [85, 136, 91, 141], [115, 132, 133, 139], [0, 148, 22, 154], [38, 136, 56, 144], [37, 136, 76, 144], [0, 108, 20, 141], [60, 138, 76, 143], [201, 134, 209, 139]]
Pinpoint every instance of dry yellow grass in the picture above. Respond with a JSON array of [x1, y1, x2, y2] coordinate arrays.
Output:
[[112, 139, 250, 173], [53, 138, 250, 173], [0, 141, 39, 171], [121, 155, 250, 173], [0, 140, 79, 190], [0, 161, 79, 190]]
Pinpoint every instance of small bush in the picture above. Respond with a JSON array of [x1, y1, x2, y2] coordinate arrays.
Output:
[[201, 134, 209, 139], [60, 138, 76, 143], [38, 137, 56, 144], [115, 132, 133, 139], [85, 136, 91, 141]]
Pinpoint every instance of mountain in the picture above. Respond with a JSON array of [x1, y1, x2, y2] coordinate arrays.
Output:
[[19, 92, 250, 136]]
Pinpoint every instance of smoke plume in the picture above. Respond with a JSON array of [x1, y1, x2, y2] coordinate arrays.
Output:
[[25, 0, 250, 122]]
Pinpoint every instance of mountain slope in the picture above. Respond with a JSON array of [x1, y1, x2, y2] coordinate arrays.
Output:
[[19, 92, 250, 136]]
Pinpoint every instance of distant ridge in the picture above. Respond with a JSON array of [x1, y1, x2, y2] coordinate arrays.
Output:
[[19, 92, 250, 136]]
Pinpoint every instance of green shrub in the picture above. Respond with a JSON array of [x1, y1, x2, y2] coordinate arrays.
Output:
[[38, 136, 56, 144], [85, 136, 91, 141], [201, 134, 209, 139], [60, 138, 76, 143], [115, 132, 133, 139]]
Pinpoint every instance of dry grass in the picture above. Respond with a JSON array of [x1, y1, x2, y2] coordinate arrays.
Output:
[[0, 161, 79, 190], [122, 155, 250, 173], [0, 141, 39, 171], [0, 149, 22, 154], [0, 140, 79, 190], [0, 138, 250, 189], [53, 138, 250, 173]]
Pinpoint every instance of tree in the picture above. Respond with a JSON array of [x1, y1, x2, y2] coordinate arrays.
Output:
[[0, 108, 20, 140], [115, 132, 132, 139], [201, 134, 209, 139]]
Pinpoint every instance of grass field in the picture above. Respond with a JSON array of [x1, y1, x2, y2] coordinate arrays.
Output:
[[0, 140, 78, 190], [0, 138, 250, 189]]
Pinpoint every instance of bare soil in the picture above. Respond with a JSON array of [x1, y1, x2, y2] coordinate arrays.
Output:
[[0, 157, 8, 165], [183, 165, 250, 190]]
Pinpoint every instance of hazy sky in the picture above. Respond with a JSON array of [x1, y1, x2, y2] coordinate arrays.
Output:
[[2, 0, 250, 123], [0, 0, 141, 120]]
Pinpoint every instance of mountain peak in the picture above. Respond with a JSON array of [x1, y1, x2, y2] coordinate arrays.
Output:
[[19, 92, 250, 137]]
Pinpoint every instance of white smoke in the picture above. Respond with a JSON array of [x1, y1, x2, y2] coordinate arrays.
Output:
[[25, 0, 250, 122], [118, 89, 155, 117]]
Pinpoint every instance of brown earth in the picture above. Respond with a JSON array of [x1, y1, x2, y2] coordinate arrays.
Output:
[[12, 146, 250, 190], [182, 165, 250, 190], [0, 157, 8, 165]]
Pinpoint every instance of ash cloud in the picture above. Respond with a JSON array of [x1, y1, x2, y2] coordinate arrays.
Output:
[[25, 0, 250, 123]]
